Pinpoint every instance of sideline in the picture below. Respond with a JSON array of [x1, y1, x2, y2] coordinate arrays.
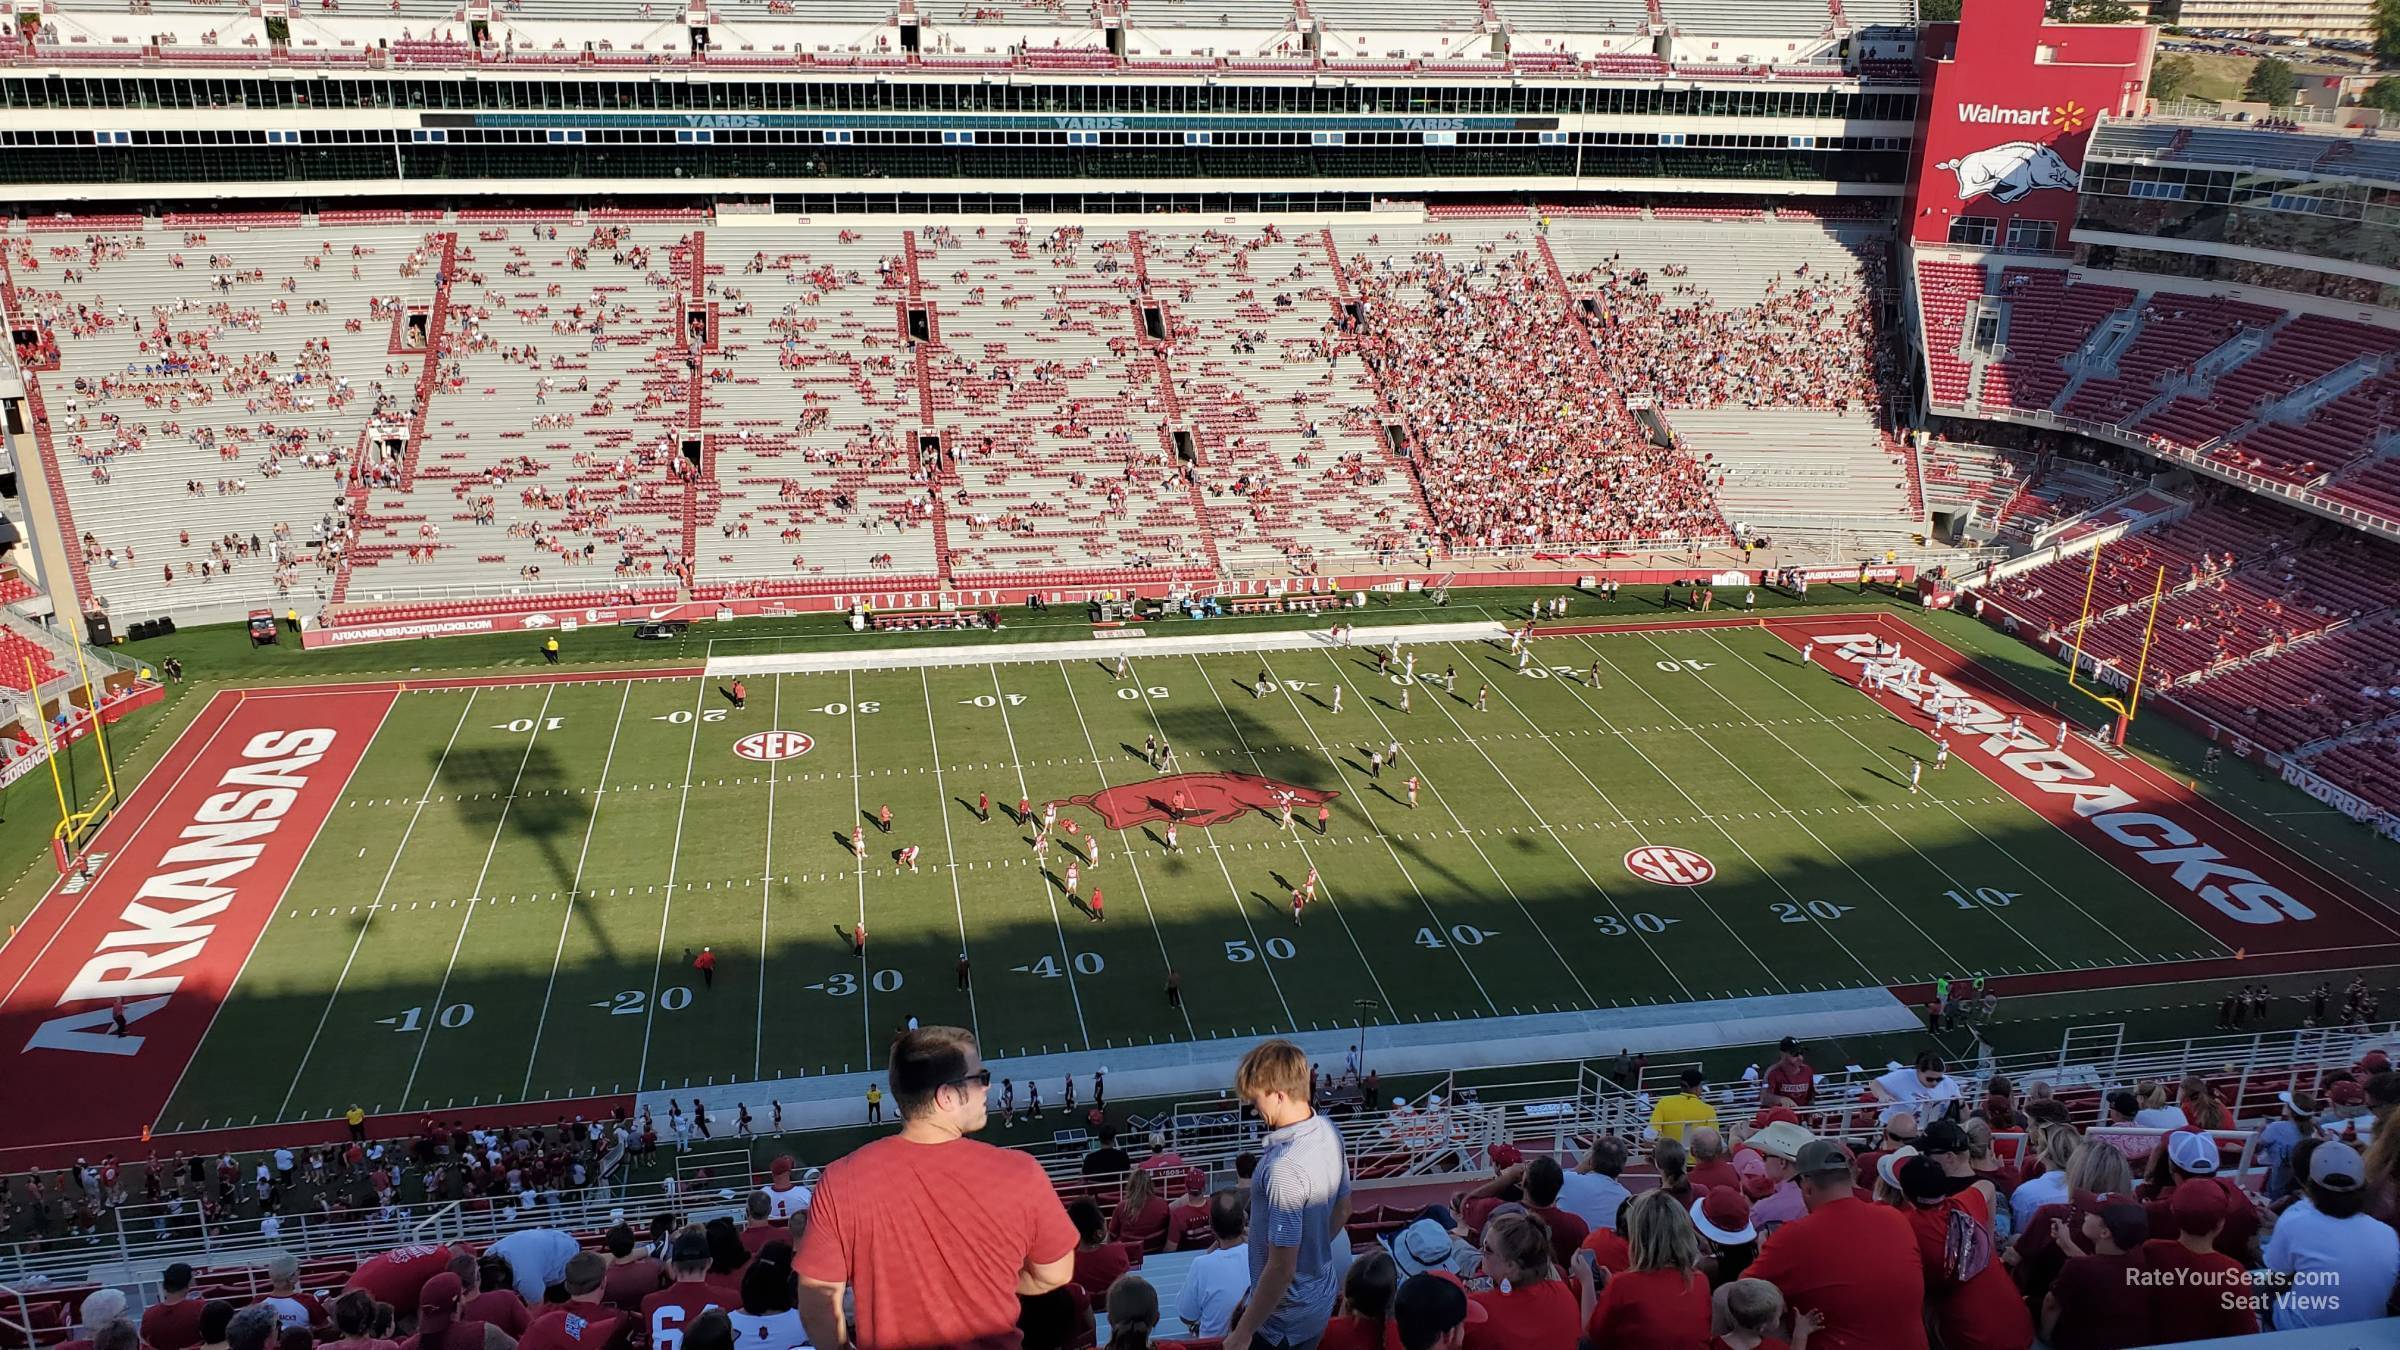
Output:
[[636, 986, 1922, 1133]]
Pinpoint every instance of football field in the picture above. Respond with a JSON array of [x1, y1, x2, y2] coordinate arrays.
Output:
[[4, 612, 2392, 1156]]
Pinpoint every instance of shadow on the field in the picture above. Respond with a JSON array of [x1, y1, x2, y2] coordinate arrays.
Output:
[[433, 742, 592, 908]]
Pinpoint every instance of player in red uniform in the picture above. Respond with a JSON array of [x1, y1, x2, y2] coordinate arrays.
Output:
[[977, 791, 990, 822], [1291, 888, 1306, 924], [691, 947, 716, 988], [1016, 795, 1031, 825], [1088, 888, 1104, 924], [1317, 803, 1331, 834], [877, 804, 892, 833]]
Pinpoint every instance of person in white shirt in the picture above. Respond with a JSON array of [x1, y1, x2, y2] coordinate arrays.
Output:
[[1176, 1192, 1251, 1338], [729, 1247, 811, 1350], [1870, 1052, 1961, 1126], [2264, 1141, 2400, 1328], [2009, 1123, 2082, 1232], [758, 1156, 813, 1222], [487, 1226, 581, 1303], [2129, 1083, 2188, 1132], [1555, 1136, 1635, 1230]]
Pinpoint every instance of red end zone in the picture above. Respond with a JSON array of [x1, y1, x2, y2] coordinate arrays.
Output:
[[0, 686, 396, 1159], [1761, 615, 2400, 979]]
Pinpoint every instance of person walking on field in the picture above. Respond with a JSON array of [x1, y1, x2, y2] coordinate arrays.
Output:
[[543, 636, 560, 664], [691, 946, 716, 988]]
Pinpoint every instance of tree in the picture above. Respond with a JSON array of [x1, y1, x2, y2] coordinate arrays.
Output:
[[2362, 77, 2400, 114], [2377, 0, 2400, 66], [2046, 0, 2137, 19], [2150, 54, 2196, 102], [1919, 0, 1962, 18], [2243, 56, 2298, 106]]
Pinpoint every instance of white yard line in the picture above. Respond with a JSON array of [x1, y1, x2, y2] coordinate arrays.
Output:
[[1291, 648, 1593, 1010], [1177, 656, 1395, 1020], [1051, 666, 1197, 1039], [1630, 630, 2046, 971], [919, 666, 986, 1044], [399, 686, 556, 1110], [1698, 631, 2176, 964], [988, 663, 1093, 1051], [520, 679, 636, 1098], [1461, 641, 1792, 994], [633, 676, 712, 1093], [277, 692, 477, 1120], [1405, 646, 1702, 1002], [846, 673, 873, 1065], [1538, 635, 1884, 985], [1575, 635, 1966, 979], [754, 673, 783, 1080]]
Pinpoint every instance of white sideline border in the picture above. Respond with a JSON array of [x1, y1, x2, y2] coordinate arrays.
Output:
[[637, 986, 1922, 1134], [702, 620, 1512, 680]]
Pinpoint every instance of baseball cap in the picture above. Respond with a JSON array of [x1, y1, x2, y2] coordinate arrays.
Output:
[[1488, 1143, 1523, 1168], [1874, 1146, 1921, 1191], [1392, 1271, 1485, 1350], [1779, 1037, 1803, 1055], [1792, 1138, 1853, 1179], [2165, 1130, 2221, 1177], [1747, 1121, 1817, 1161], [1749, 1104, 1802, 1130], [2309, 1140, 2366, 1192], [669, 1229, 710, 1264], [1897, 1156, 1972, 1205], [2094, 1201, 2150, 1252], [1689, 1187, 1756, 1245], [769, 1155, 794, 1177], [1919, 1120, 1970, 1156], [2278, 1090, 2321, 1116], [2167, 1179, 2230, 1235], [1183, 1166, 1207, 1192]]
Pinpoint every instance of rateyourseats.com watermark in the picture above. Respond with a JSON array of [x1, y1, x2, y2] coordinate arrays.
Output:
[[2129, 1266, 2351, 1313]]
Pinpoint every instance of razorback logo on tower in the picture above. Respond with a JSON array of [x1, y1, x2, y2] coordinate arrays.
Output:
[[1905, 0, 2154, 247], [1062, 772, 1336, 830], [1936, 140, 2081, 203]]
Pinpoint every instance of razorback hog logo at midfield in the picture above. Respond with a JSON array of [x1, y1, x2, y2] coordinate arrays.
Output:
[[1936, 140, 2080, 204], [1062, 772, 1338, 830]]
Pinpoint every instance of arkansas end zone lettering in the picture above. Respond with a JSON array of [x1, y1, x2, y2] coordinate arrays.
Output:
[[1811, 633, 2313, 930], [0, 688, 393, 1148]]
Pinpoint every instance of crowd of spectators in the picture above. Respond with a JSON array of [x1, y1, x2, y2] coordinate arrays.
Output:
[[1343, 241, 1727, 553], [28, 1025, 2400, 1350]]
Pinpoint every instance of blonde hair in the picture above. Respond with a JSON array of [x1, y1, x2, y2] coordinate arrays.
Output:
[[1711, 1279, 1784, 1335], [2066, 1140, 2133, 1196], [2179, 1074, 2227, 1131], [1479, 1211, 1555, 1284], [1121, 1168, 1157, 1216], [1623, 1189, 1700, 1283], [1234, 1039, 1311, 1102]]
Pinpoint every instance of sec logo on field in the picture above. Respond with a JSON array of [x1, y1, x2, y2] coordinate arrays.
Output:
[[1624, 845, 1715, 887], [734, 730, 814, 762]]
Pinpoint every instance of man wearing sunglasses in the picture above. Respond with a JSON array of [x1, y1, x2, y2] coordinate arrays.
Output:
[[797, 1028, 1077, 1350]]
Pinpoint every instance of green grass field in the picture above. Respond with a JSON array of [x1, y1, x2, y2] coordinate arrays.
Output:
[[146, 617, 2253, 1132]]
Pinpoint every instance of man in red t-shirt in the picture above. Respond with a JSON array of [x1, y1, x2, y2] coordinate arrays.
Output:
[[638, 1230, 725, 1350], [2140, 1181, 2258, 1343], [738, 1190, 783, 1255], [1745, 1140, 1929, 1350], [1166, 1168, 1215, 1250], [345, 1246, 468, 1320], [796, 1027, 1077, 1350], [141, 1264, 207, 1350], [518, 1254, 630, 1350], [1518, 1157, 1590, 1271], [1763, 1038, 1815, 1107]]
